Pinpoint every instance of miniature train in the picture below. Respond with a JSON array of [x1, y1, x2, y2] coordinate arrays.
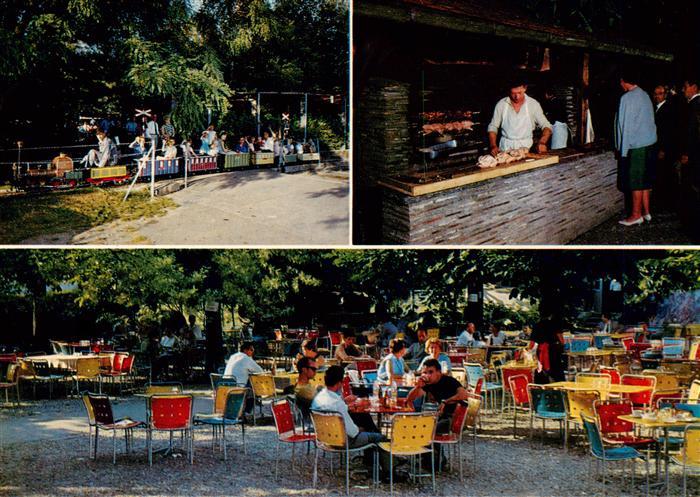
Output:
[[10, 151, 321, 192]]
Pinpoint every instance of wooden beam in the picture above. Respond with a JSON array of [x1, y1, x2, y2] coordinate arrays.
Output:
[[356, 2, 674, 62]]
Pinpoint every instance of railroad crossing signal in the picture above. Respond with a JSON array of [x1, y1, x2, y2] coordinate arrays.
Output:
[[135, 108, 152, 118]]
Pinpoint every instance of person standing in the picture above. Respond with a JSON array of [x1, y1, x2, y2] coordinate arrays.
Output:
[[161, 116, 175, 143], [145, 114, 159, 149], [680, 77, 700, 188], [652, 85, 680, 212], [488, 80, 553, 155], [528, 318, 565, 383], [614, 70, 657, 226]]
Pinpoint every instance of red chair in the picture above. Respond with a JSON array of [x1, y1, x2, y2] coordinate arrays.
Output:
[[599, 367, 621, 385], [341, 376, 352, 398], [472, 377, 484, 396], [593, 399, 655, 448], [432, 396, 480, 481], [501, 367, 533, 412], [271, 399, 316, 478], [620, 337, 634, 351], [147, 394, 194, 466], [621, 374, 656, 410], [507, 375, 531, 438]]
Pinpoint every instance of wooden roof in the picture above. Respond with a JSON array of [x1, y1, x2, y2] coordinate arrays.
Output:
[[356, 0, 673, 61]]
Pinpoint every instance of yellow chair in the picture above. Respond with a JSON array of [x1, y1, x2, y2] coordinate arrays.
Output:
[[73, 358, 102, 395], [451, 367, 467, 387], [17, 359, 65, 399], [670, 424, 700, 497], [194, 386, 248, 460], [378, 412, 437, 495], [688, 341, 699, 361], [311, 410, 378, 495], [689, 380, 700, 403], [249, 373, 277, 425], [643, 371, 681, 397], [0, 363, 20, 407], [564, 390, 601, 450], [308, 373, 326, 389]]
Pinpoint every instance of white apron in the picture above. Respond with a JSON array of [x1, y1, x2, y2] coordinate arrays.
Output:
[[499, 98, 533, 151]]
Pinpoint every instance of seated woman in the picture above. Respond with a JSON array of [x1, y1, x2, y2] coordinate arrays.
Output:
[[419, 338, 452, 374], [295, 338, 325, 370], [377, 339, 408, 382], [128, 135, 147, 156], [180, 138, 197, 158]]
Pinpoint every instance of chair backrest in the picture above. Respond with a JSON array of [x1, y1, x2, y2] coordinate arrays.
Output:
[[621, 374, 656, 406], [145, 382, 183, 395], [390, 413, 437, 453], [88, 394, 115, 425], [594, 399, 634, 435], [472, 377, 484, 396], [355, 360, 377, 374], [508, 374, 530, 407], [464, 363, 484, 389], [645, 372, 679, 392], [341, 376, 352, 397], [249, 374, 276, 397], [621, 337, 634, 351], [98, 354, 113, 372], [16, 360, 37, 378], [683, 424, 700, 467], [581, 414, 605, 458], [309, 373, 325, 389], [687, 341, 699, 361], [5, 363, 18, 384], [112, 353, 127, 373], [360, 369, 378, 386], [329, 332, 342, 346], [223, 388, 247, 421], [149, 394, 193, 430], [576, 373, 611, 390], [76, 357, 101, 378], [598, 367, 621, 385], [662, 337, 685, 358], [82, 392, 96, 425], [465, 348, 486, 365], [449, 401, 469, 436], [120, 355, 135, 374], [464, 393, 481, 429], [214, 384, 243, 414], [272, 399, 297, 438], [451, 367, 466, 387], [311, 410, 348, 449], [689, 380, 700, 402], [502, 367, 533, 393], [32, 360, 51, 375], [566, 390, 600, 421], [528, 386, 566, 415], [570, 338, 591, 353]]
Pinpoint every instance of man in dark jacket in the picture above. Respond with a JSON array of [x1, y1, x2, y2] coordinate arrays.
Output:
[[653, 85, 679, 211], [679, 77, 700, 235]]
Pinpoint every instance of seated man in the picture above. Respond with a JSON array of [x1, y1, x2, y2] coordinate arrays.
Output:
[[223, 341, 263, 387], [294, 356, 321, 415], [456, 322, 485, 348], [406, 359, 468, 434], [311, 366, 383, 450], [335, 330, 371, 362], [404, 328, 429, 362], [81, 130, 112, 167], [234, 136, 249, 153], [486, 323, 507, 346]]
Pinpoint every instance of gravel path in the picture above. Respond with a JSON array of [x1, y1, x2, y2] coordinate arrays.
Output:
[[0, 397, 694, 497]]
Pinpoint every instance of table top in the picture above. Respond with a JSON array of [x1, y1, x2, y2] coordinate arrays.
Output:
[[619, 414, 700, 428], [566, 349, 624, 357], [24, 353, 100, 361], [348, 398, 413, 415], [545, 381, 652, 394], [135, 391, 213, 398]]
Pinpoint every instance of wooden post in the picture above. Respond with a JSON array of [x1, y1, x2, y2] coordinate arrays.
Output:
[[580, 53, 590, 146]]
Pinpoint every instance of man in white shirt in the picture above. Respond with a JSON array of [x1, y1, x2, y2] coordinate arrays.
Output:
[[188, 314, 204, 342], [223, 341, 263, 387], [146, 115, 159, 148], [456, 322, 484, 348], [486, 324, 507, 346], [488, 80, 552, 156], [311, 366, 382, 449], [261, 131, 275, 152]]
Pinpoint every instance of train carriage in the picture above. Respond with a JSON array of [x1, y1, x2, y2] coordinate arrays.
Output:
[[250, 152, 275, 166], [138, 158, 180, 178], [187, 155, 218, 173], [87, 165, 130, 185], [222, 153, 250, 169]]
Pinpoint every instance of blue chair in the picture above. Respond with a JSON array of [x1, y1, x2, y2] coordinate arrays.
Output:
[[465, 362, 501, 411], [581, 414, 649, 497], [662, 338, 685, 359], [570, 338, 592, 353], [194, 387, 247, 460], [361, 369, 378, 387], [528, 386, 566, 446]]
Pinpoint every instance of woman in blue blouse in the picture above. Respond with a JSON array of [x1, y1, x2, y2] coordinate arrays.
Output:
[[378, 339, 408, 381], [419, 338, 452, 374]]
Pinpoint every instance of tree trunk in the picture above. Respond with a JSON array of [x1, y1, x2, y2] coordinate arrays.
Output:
[[205, 304, 225, 374]]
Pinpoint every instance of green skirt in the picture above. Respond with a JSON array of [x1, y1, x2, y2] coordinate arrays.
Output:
[[618, 145, 656, 191]]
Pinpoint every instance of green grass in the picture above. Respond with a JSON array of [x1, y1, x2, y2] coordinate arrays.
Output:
[[0, 187, 176, 244]]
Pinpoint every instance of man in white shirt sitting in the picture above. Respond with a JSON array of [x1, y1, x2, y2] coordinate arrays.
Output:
[[223, 341, 263, 387], [311, 366, 383, 449], [486, 324, 507, 346], [456, 322, 485, 348], [188, 314, 204, 342]]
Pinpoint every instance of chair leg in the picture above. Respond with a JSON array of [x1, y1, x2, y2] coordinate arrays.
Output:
[[345, 448, 350, 496], [459, 442, 463, 482], [148, 429, 152, 466], [389, 453, 394, 497], [94, 426, 99, 459], [313, 446, 319, 488], [222, 423, 227, 461], [190, 429, 194, 465], [431, 446, 436, 493]]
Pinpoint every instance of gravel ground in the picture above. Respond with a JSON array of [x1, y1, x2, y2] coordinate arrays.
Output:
[[0, 396, 695, 497]]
